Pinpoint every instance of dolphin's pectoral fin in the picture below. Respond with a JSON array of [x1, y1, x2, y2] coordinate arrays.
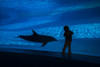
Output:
[[41, 42, 48, 47]]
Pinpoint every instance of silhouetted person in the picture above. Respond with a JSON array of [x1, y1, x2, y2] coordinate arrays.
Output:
[[62, 26, 73, 56]]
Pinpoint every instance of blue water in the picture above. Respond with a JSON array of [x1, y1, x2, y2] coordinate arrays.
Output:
[[0, 0, 100, 57]]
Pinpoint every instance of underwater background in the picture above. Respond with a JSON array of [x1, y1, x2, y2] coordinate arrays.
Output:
[[0, 0, 100, 57]]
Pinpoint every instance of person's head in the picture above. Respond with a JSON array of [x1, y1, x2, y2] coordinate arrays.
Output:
[[63, 26, 69, 31]]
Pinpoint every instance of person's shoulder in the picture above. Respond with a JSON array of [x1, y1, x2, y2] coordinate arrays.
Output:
[[69, 30, 72, 32], [69, 30, 73, 34]]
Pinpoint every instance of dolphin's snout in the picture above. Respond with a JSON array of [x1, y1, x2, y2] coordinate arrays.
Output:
[[55, 39, 57, 41], [53, 38, 57, 41]]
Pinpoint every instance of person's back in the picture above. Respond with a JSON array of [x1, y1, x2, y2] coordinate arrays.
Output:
[[62, 26, 74, 56]]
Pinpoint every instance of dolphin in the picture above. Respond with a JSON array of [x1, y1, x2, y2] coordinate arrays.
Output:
[[16, 30, 57, 47]]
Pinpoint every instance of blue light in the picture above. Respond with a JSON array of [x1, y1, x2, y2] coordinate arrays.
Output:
[[0, 0, 100, 56], [0, 23, 100, 42]]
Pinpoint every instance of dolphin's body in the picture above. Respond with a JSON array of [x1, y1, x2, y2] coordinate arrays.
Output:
[[17, 30, 57, 47]]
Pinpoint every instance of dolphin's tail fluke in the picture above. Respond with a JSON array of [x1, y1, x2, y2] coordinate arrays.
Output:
[[15, 36, 20, 38]]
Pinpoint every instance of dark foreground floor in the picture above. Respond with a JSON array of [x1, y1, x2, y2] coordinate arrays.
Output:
[[0, 48, 100, 67]]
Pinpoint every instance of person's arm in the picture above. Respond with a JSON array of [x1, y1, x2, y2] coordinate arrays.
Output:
[[71, 31, 74, 35], [63, 32, 66, 36], [69, 31, 74, 35]]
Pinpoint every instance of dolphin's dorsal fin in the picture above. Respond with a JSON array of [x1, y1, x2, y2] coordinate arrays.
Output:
[[32, 30, 38, 35]]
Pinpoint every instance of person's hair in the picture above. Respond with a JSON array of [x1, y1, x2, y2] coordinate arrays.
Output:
[[63, 26, 69, 30]]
